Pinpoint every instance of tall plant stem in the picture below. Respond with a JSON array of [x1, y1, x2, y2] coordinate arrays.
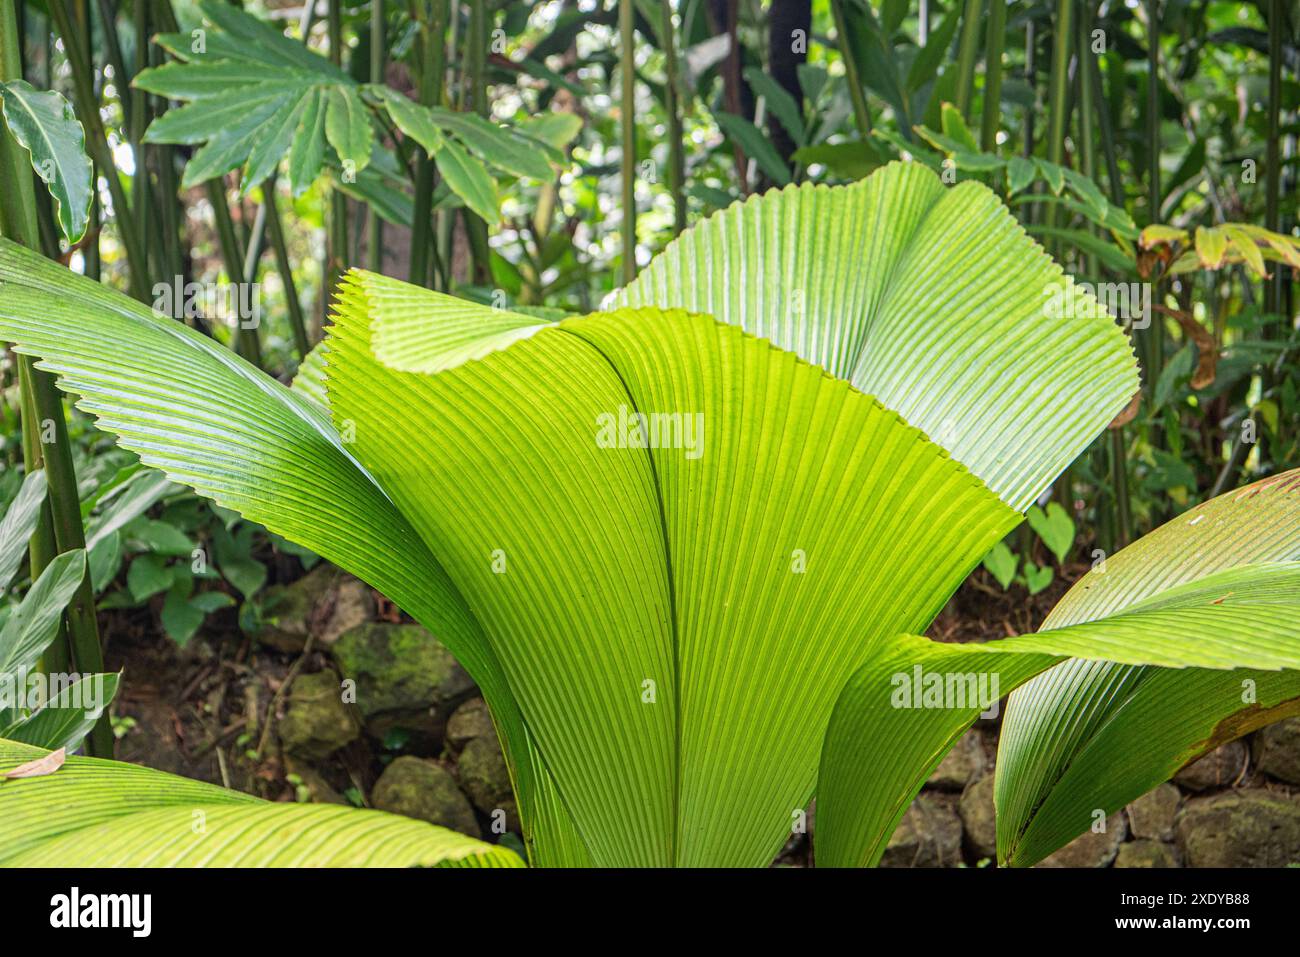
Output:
[[1043, 0, 1073, 234], [1142, 0, 1163, 394], [829, 0, 872, 138], [979, 0, 1005, 151], [264, 183, 311, 359], [953, 0, 984, 122], [367, 0, 385, 271], [326, 0, 350, 295], [1084, 21, 1132, 546], [661, 0, 686, 236], [208, 179, 262, 366], [0, 0, 110, 756], [462, 0, 490, 283], [620, 0, 637, 283], [1264, 0, 1282, 319], [409, 0, 447, 288], [46, 0, 149, 300]]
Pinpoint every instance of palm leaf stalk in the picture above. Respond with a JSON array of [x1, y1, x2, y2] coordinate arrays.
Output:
[[408, 0, 445, 288], [1083, 7, 1133, 547], [660, 0, 686, 236], [620, 0, 637, 282], [1043, 0, 1073, 236], [953, 0, 984, 122], [326, 0, 349, 296], [1142, 0, 1163, 392], [462, 0, 490, 283], [979, 0, 1005, 152], [0, 0, 109, 756], [367, 0, 385, 272]]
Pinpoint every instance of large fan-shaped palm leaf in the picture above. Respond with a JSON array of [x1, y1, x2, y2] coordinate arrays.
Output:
[[0, 161, 1292, 867]]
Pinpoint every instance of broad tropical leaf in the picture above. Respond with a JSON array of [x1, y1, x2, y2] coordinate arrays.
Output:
[[995, 469, 1300, 867], [0, 240, 586, 867], [0, 162, 1146, 866], [610, 162, 1139, 512], [0, 80, 92, 242], [0, 740, 522, 867]]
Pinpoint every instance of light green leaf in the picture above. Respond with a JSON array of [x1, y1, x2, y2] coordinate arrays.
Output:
[[428, 106, 555, 180], [346, 274, 1019, 865], [0, 739, 522, 866], [1006, 155, 1035, 193], [288, 87, 327, 196], [0, 80, 93, 243], [0, 470, 47, 592], [242, 94, 309, 192], [370, 86, 443, 154], [433, 137, 498, 223], [940, 101, 978, 151], [325, 86, 373, 175], [981, 539, 1017, 589], [0, 550, 86, 675], [2, 673, 119, 752], [1026, 501, 1074, 565]]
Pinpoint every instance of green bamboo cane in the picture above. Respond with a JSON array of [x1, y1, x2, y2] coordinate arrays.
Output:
[[661, 0, 686, 236], [953, 0, 984, 122], [1142, 0, 1163, 395], [264, 181, 312, 359], [463, 0, 491, 284], [1, 0, 111, 756], [979, 0, 1005, 152], [327, 0, 350, 296], [1084, 22, 1133, 547], [46, 0, 149, 301], [1264, 0, 1282, 320], [410, 0, 447, 288], [620, 0, 637, 283], [1043, 0, 1073, 234], [368, 0, 385, 272]]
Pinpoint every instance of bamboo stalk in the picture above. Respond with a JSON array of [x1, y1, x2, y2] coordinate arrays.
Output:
[[661, 0, 686, 236], [46, 0, 149, 301], [464, 0, 490, 283], [409, 0, 447, 288], [620, 0, 637, 283], [954, 0, 984, 122], [1142, 0, 1163, 392], [979, 0, 1005, 151], [264, 181, 311, 359], [1083, 18, 1133, 546], [1264, 0, 1282, 319], [367, 0, 385, 272], [1043, 0, 1073, 233], [326, 0, 350, 295]]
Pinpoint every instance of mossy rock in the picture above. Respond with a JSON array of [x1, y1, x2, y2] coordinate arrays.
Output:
[[246, 565, 374, 653], [371, 756, 480, 838], [278, 670, 361, 761], [457, 735, 520, 833], [445, 697, 495, 753], [332, 622, 477, 747]]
